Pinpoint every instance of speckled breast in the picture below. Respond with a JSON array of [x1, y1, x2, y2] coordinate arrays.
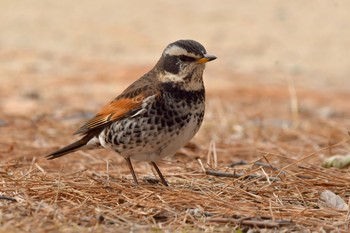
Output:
[[100, 84, 205, 161]]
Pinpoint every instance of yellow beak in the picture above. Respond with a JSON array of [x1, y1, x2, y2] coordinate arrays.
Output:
[[197, 54, 217, 64]]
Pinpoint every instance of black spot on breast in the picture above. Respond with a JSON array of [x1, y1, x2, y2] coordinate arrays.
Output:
[[175, 117, 182, 124], [155, 101, 162, 109], [136, 139, 142, 144], [167, 110, 175, 118], [134, 128, 141, 137], [166, 120, 175, 128], [156, 107, 163, 116], [113, 136, 120, 145], [134, 123, 140, 129], [104, 128, 112, 143], [161, 119, 166, 128]]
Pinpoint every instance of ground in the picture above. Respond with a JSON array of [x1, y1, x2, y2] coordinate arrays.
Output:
[[0, 1, 350, 232]]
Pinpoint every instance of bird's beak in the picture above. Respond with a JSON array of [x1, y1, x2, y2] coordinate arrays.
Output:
[[197, 54, 217, 64]]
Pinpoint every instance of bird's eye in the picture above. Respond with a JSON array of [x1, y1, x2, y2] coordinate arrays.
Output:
[[178, 55, 196, 62]]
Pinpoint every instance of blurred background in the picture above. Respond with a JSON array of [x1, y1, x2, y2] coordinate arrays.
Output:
[[1, 2, 349, 231], [0, 0, 349, 139]]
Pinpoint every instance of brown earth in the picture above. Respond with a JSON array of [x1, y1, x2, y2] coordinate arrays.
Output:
[[0, 1, 349, 232]]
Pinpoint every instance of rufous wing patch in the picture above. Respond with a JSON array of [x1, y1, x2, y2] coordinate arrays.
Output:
[[74, 94, 147, 135]]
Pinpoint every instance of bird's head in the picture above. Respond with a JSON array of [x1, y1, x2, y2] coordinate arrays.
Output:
[[155, 40, 216, 90]]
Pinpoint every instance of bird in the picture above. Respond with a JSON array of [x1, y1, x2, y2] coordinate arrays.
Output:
[[46, 39, 216, 186]]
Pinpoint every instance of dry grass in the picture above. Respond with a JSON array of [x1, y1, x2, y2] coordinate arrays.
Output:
[[1, 1, 350, 231], [1, 70, 350, 232]]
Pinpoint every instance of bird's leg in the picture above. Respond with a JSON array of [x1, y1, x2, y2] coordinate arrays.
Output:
[[125, 158, 139, 185], [150, 161, 169, 186]]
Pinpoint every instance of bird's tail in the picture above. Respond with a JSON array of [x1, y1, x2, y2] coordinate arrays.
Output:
[[46, 136, 91, 160]]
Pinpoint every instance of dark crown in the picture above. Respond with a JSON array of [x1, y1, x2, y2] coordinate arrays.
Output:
[[167, 40, 207, 57]]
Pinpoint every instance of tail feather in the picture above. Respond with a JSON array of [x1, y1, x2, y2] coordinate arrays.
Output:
[[46, 136, 90, 160]]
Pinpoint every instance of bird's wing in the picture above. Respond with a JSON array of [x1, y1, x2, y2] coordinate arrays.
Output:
[[74, 90, 158, 136]]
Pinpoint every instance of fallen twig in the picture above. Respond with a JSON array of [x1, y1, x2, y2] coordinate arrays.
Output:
[[0, 195, 17, 202], [205, 169, 280, 182], [207, 217, 292, 228]]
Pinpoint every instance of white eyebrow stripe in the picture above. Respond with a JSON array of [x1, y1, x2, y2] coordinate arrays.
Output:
[[164, 45, 187, 56], [164, 45, 197, 57]]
